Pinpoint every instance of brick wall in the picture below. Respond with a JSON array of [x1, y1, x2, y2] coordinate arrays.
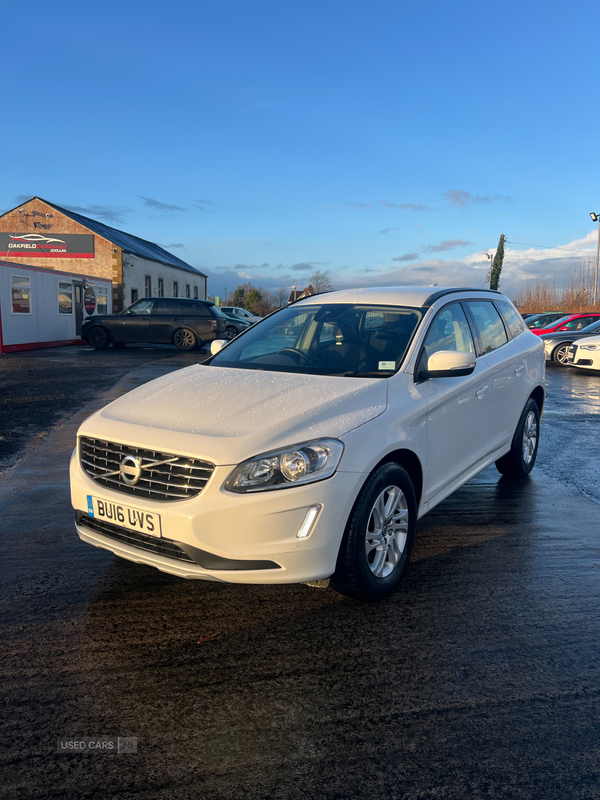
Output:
[[0, 198, 114, 282]]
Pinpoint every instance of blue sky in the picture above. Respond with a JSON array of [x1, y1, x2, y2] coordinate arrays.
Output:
[[3, 0, 600, 298]]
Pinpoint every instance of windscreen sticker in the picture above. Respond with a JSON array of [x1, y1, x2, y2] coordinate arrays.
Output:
[[379, 361, 396, 370]]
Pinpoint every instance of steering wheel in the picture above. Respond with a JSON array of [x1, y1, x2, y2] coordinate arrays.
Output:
[[277, 347, 314, 366]]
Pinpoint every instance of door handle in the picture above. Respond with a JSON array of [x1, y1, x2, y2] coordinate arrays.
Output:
[[514, 364, 525, 375], [475, 384, 488, 399]]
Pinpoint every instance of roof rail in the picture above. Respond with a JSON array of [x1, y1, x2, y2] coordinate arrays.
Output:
[[422, 287, 501, 308]]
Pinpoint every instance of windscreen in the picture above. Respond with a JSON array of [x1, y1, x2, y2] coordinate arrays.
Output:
[[209, 303, 423, 377]]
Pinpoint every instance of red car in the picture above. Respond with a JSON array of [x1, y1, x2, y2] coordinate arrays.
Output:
[[532, 313, 600, 335]]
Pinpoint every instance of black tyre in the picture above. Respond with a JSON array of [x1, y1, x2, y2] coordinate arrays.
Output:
[[86, 326, 110, 349], [495, 397, 540, 478], [552, 343, 571, 366], [173, 328, 197, 351], [330, 463, 417, 600], [225, 324, 238, 340]]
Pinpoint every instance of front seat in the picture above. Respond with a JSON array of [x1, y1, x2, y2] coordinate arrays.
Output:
[[317, 324, 368, 371]]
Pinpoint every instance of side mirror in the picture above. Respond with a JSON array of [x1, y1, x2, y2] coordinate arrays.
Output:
[[425, 350, 476, 378], [558, 326, 569, 331], [210, 339, 228, 355]]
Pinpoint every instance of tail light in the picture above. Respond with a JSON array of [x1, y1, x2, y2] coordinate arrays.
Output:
[[211, 320, 217, 330]]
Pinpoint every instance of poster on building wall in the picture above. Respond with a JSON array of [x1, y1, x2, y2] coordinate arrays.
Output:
[[0, 233, 95, 258]]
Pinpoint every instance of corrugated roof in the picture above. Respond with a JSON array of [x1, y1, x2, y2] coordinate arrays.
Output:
[[18, 197, 207, 277]]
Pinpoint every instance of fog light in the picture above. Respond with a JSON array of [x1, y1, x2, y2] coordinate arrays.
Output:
[[297, 505, 322, 538]]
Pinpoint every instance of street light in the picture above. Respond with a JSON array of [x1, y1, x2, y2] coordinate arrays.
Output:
[[590, 212, 600, 305], [485, 252, 494, 288]]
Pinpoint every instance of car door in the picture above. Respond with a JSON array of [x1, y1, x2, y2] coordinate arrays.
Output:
[[182, 300, 214, 341], [118, 299, 155, 342], [416, 302, 491, 508], [150, 299, 177, 343], [465, 300, 525, 457]]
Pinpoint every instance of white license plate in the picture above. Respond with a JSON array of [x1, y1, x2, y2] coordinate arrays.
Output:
[[86, 495, 162, 537]]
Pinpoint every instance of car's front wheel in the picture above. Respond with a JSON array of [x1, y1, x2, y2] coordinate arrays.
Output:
[[330, 463, 417, 600], [173, 328, 197, 351], [495, 398, 540, 478], [86, 326, 110, 349], [552, 343, 571, 365], [225, 325, 238, 340]]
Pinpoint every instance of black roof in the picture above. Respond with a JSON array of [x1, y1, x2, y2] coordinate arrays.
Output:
[[8, 197, 207, 277], [422, 287, 501, 308]]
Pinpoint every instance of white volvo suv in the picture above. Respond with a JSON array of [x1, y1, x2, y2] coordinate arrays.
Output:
[[70, 287, 545, 599]]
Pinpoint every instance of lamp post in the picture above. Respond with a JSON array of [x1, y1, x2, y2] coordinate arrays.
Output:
[[590, 213, 600, 305], [485, 252, 494, 288]]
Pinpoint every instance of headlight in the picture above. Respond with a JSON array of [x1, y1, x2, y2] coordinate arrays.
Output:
[[225, 439, 344, 492], [579, 344, 600, 350]]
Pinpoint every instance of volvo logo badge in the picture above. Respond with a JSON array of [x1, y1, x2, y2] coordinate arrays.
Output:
[[119, 455, 143, 485]]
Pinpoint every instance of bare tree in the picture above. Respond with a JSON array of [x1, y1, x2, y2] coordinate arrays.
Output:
[[309, 269, 333, 293], [274, 287, 288, 307]]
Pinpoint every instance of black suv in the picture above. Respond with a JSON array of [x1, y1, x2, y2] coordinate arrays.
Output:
[[81, 298, 228, 351]]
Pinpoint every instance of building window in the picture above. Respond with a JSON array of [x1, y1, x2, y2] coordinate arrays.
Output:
[[158, 278, 164, 297], [185, 284, 190, 298], [131, 288, 139, 304], [193, 285, 198, 299], [97, 287, 108, 314], [11, 275, 31, 314], [173, 281, 179, 297], [58, 281, 73, 315], [145, 275, 152, 297]]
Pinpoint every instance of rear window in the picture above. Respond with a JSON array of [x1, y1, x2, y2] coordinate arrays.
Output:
[[466, 301, 508, 354], [495, 301, 524, 339]]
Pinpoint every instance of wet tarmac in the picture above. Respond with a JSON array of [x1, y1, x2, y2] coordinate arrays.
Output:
[[0, 343, 208, 471], [1, 357, 600, 799]]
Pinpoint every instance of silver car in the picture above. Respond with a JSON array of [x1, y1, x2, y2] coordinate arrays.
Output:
[[540, 319, 600, 365]]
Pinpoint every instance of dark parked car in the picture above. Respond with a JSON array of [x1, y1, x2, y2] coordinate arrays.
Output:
[[526, 312, 566, 329], [81, 298, 227, 351], [540, 318, 600, 365], [220, 312, 251, 340]]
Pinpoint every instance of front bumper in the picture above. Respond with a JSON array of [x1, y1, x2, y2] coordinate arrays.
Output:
[[70, 448, 364, 584]]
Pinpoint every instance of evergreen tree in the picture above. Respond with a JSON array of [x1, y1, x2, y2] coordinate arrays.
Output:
[[490, 234, 506, 291], [232, 285, 246, 308], [245, 288, 262, 312]]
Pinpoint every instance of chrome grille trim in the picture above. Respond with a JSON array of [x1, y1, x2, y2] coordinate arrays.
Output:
[[79, 437, 215, 502]]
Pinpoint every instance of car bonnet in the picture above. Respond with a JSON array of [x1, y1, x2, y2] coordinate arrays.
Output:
[[80, 364, 389, 465]]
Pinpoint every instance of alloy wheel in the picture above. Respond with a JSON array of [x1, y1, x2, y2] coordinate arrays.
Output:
[[364, 485, 409, 578], [173, 329, 196, 350], [522, 410, 538, 464], [555, 345, 570, 365]]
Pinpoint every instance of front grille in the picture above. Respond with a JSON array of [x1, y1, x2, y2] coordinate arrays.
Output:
[[78, 513, 195, 563], [80, 437, 214, 502]]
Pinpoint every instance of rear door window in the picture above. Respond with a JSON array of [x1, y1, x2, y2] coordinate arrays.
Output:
[[495, 301, 524, 339], [466, 301, 508, 354]]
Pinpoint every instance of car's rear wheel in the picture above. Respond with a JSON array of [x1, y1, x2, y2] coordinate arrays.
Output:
[[87, 326, 110, 349], [552, 343, 571, 365], [330, 463, 416, 600], [495, 398, 540, 478], [173, 328, 198, 351], [225, 325, 238, 340]]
